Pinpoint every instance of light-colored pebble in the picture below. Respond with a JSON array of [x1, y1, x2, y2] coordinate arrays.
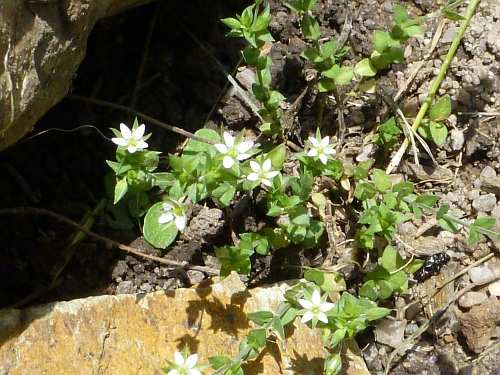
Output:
[[472, 194, 497, 212], [488, 281, 500, 296], [458, 291, 489, 309], [469, 266, 494, 284], [375, 319, 406, 348]]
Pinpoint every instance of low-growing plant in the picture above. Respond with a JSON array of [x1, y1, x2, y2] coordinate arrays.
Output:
[[100, 0, 500, 374]]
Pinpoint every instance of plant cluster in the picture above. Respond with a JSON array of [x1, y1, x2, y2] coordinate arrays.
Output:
[[103, 0, 498, 374]]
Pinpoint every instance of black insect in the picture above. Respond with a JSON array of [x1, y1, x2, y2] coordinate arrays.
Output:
[[414, 253, 451, 282]]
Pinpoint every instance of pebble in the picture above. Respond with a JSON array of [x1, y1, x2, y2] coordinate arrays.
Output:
[[375, 319, 405, 348], [469, 266, 494, 284], [488, 281, 500, 296], [116, 280, 135, 294], [472, 194, 497, 212], [468, 189, 481, 201], [450, 129, 465, 151], [111, 260, 130, 279], [458, 291, 488, 309], [491, 205, 500, 219]]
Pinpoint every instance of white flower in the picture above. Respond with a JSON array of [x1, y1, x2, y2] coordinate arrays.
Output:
[[214, 131, 254, 168], [307, 134, 336, 165], [111, 123, 149, 153], [298, 289, 335, 324], [247, 158, 279, 187], [166, 351, 202, 375], [158, 197, 189, 231]]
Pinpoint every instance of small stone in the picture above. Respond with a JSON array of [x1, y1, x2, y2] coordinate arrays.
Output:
[[472, 194, 497, 212], [116, 280, 135, 294], [491, 205, 500, 219], [139, 283, 152, 292], [186, 270, 205, 286], [481, 166, 497, 179], [469, 266, 494, 284], [488, 281, 500, 296], [458, 291, 488, 309], [450, 129, 464, 151], [459, 300, 500, 353], [111, 260, 130, 279], [375, 319, 405, 348], [468, 189, 481, 201]]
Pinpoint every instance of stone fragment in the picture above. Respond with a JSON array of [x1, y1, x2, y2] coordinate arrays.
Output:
[[0, 272, 370, 375], [472, 194, 497, 212], [469, 266, 494, 283], [458, 300, 500, 353], [458, 291, 489, 309], [375, 319, 405, 348], [488, 281, 500, 296]]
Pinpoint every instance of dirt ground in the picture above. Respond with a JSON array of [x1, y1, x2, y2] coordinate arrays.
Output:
[[1, 0, 500, 374]]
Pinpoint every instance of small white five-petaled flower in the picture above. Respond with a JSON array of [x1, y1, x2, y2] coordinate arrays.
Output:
[[247, 158, 279, 187], [298, 289, 335, 324], [166, 351, 202, 375], [214, 131, 254, 168], [158, 197, 189, 231], [307, 133, 336, 165], [111, 123, 149, 153]]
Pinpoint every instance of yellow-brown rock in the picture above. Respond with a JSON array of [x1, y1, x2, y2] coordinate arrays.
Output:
[[0, 272, 369, 375]]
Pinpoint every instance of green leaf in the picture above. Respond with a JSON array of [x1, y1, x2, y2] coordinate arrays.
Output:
[[365, 307, 390, 321], [373, 169, 392, 193], [429, 121, 448, 146], [266, 143, 286, 169], [436, 204, 450, 220], [393, 181, 414, 198], [382, 47, 404, 63], [429, 95, 451, 121], [208, 355, 231, 369], [373, 30, 388, 54], [393, 4, 408, 26], [290, 206, 310, 226], [318, 77, 336, 93], [272, 317, 285, 341], [247, 311, 274, 326], [354, 182, 377, 200], [359, 281, 378, 301], [438, 217, 459, 233], [442, 9, 466, 21], [302, 14, 321, 41], [405, 259, 424, 274], [404, 25, 424, 37], [221, 17, 242, 30], [354, 58, 377, 77], [468, 225, 478, 245], [415, 194, 439, 207], [114, 177, 128, 204], [381, 245, 402, 271], [143, 202, 179, 248], [330, 327, 347, 347], [473, 217, 496, 230]]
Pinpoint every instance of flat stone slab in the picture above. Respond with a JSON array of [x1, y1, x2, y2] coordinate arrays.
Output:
[[0, 272, 370, 374]]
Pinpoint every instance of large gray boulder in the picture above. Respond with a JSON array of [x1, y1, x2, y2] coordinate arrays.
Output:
[[0, 0, 153, 150]]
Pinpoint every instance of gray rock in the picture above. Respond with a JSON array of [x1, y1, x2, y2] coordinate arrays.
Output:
[[472, 194, 497, 212], [458, 291, 488, 309], [0, 0, 156, 150], [116, 280, 135, 294]]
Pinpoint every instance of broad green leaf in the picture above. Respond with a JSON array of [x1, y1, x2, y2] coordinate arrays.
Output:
[[247, 311, 274, 326], [365, 307, 390, 321], [438, 217, 459, 233], [329, 327, 347, 347], [393, 4, 408, 26], [473, 217, 496, 230], [381, 245, 401, 271], [114, 177, 128, 204], [415, 194, 439, 207], [144, 202, 179, 248], [221, 17, 241, 30], [429, 95, 451, 121], [468, 225, 478, 245], [302, 14, 321, 41], [272, 317, 285, 341], [318, 77, 336, 93], [354, 58, 377, 77], [382, 47, 404, 63], [359, 281, 377, 301], [208, 355, 231, 369], [267, 143, 286, 169], [373, 30, 388, 54], [373, 169, 392, 193], [404, 25, 424, 37], [405, 259, 424, 274], [354, 182, 377, 200], [436, 204, 450, 220], [430, 121, 448, 146], [393, 181, 414, 198]]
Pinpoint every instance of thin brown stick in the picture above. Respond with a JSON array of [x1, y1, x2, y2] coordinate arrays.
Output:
[[0, 207, 220, 275], [66, 94, 216, 144]]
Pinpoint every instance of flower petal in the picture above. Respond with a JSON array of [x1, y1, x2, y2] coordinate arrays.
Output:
[[301, 311, 314, 323], [249, 161, 261, 173], [265, 171, 279, 179], [247, 172, 259, 181], [311, 290, 322, 305], [320, 136, 330, 148], [307, 149, 318, 157], [175, 215, 187, 231], [136, 140, 149, 149], [127, 145, 138, 153], [298, 298, 313, 309], [317, 312, 329, 323], [112, 138, 127, 146], [214, 143, 228, 154], [174, 351, 185, 366], [185, 354, 198, 368], [261, 178, 273, 187], [222, 156, 235, 168], [262, 158, 272, 171], [223, 131, 235, 147], [308, 137, 320, 147], [166, 369, 180, 375], [158, 212, 174, 224], [237, 140, 254, 153], [324, 148, 336, 155], [237, 153, 251, 161], [319, 153, 328, 164], [320, 302, 335, 312], [119, 123, 132, 138], [134, 124, 146, 138]]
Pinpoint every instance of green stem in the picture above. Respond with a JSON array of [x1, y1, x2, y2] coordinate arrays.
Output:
[[400, 0, 480, 151]]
